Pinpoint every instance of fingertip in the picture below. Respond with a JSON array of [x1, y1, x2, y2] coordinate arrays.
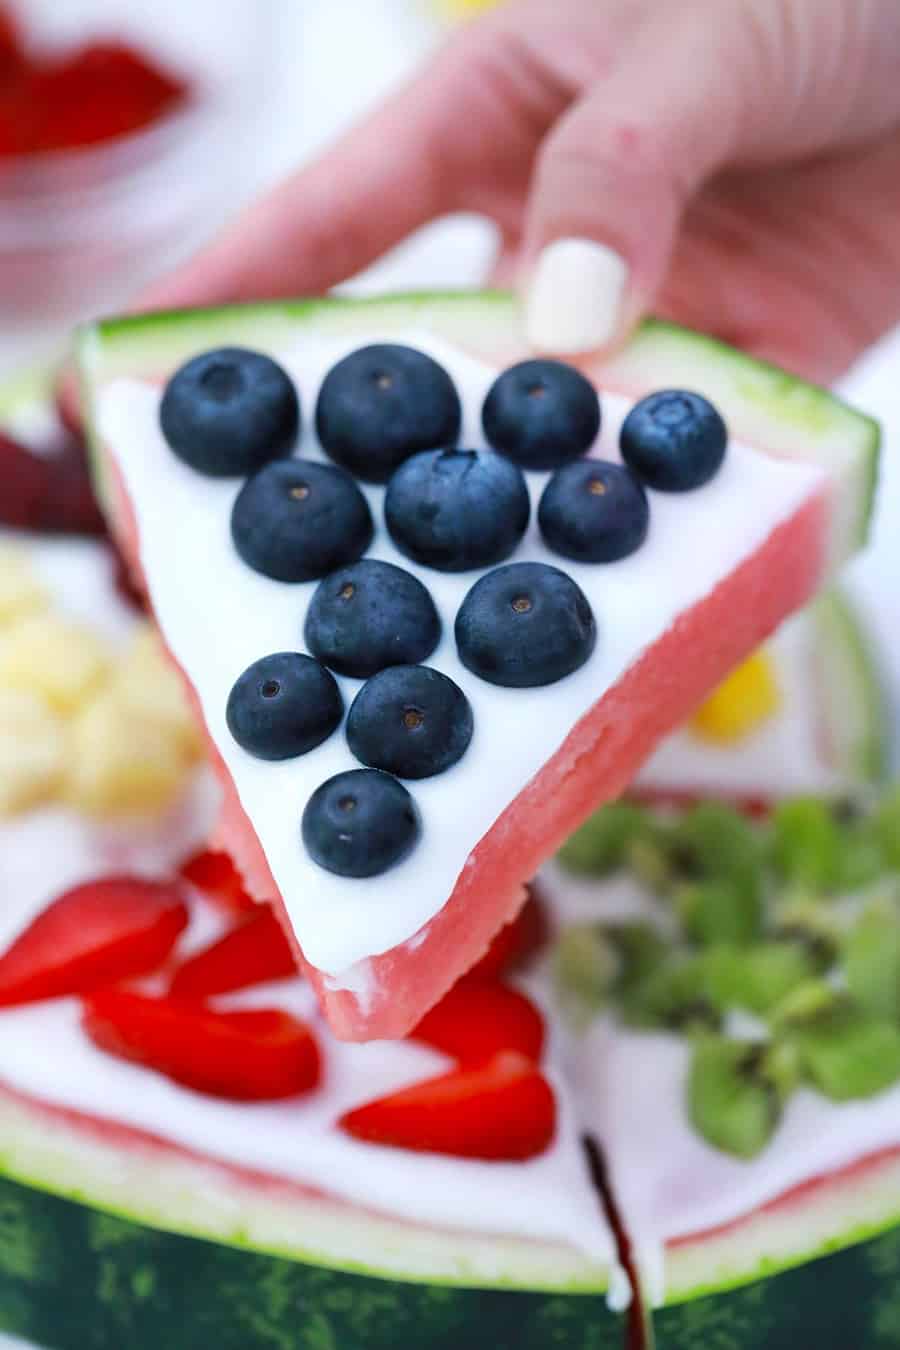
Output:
[[522, 237, 630, 354]]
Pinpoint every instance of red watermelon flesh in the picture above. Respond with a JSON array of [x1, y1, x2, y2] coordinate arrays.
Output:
[[77, 294, 879, 1042]]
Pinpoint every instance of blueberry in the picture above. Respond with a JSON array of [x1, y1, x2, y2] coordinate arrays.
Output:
[[482, 359, 600, 471], [384, 447, 530, 572], [620, 390, 727, 491], [226, 652, 342, 760], [160, 347, 299, 477], [315, 344, 462, 484], [304, 559, 441, 679], [302, 768, 421, 877], [538, 459, 649, 563], [231, 459, 373, 583], [347, 665, 473, 779], [455, 561, 596, 688]]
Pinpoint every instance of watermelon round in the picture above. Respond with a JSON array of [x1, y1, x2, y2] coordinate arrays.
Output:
[[76, 293, 880, 1044]]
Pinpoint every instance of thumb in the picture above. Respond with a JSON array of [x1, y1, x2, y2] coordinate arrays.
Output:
[[520, 0, 900, 354]]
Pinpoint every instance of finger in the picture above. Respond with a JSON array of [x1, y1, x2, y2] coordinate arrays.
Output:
[[521, 0, 900, 354]]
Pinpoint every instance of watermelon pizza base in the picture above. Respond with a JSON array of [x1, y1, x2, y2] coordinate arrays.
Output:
[[76, 293, 880, 1042]]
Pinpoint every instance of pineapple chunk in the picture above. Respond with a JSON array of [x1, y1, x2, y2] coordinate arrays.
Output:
[[0, 613, 112, 714], [0, 547, 50, 628], [65, 689, 189, 816], [691, 650, 781, 745], [0, 688, 67, 813], [111, 626, 203, 760]]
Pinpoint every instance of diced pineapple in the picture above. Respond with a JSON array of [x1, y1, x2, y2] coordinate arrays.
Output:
[[0, 613, 112, 714], [691, 650, 781, 744], [0, 688, 67, 813], [65, 689, 189, 816], [0, 547, 50, 628], [111, 626, 203, 761]]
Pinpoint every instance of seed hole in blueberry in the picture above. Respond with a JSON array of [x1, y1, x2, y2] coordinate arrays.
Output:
[[260, 680, 281, 699], [526, 383, 547, 399], [512, 595, 532, 614], [403, 707, 425, 730], [289, 483, 310, 501], [587, 478, 607, 496], [200, 362, 243, 401], [374, 372, 393, 391], [338, 795, 357, 813], [340, 583, 355, 601]]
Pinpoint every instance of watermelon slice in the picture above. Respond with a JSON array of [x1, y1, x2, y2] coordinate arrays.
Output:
[[634, 589, 888, 812], [76, 293, 880, 1042]]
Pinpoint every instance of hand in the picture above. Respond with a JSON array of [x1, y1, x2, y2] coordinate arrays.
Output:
[[145, 0, 900, 383]]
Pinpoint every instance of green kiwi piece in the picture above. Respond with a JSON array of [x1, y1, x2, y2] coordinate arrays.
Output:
[[557, 802, 652, 877], [770, 797, 841, 893], [774, 981, 900, 1101], [687, 1036, 798, 1159], [705, 942, 816, 1016], [623, 954, 722, 1033], [677, 877, 763, 947], [771, 903, 840, 974], [672, 803, 764, 904], [845, 902, 900, 1022], [553, 922, 668, 1030], [874, 786, 900, 871]]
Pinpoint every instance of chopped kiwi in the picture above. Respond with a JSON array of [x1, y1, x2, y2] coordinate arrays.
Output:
[[770, 797, 841, 893], [677, 877, 763, 947], [554, 921, 667, 1029], [835, 815, 887, 891], [770, 903, 840, 974], [774, 981, 900, 1101], [623, 953, 722, 1033], [705, 942, 817, 1016], [673, 803, 764, 898], [845, 902, 900, 1023], [687, 1036, 798, 1159], [557, 802, 652, 877], [874, 787, 900, 871]]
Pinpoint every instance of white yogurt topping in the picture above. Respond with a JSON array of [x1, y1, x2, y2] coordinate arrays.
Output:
[[97, 332, 824, 978], [636, 611, 840, 801]]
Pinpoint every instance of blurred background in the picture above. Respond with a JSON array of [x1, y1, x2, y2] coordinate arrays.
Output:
[[0, 0, 895, 725]]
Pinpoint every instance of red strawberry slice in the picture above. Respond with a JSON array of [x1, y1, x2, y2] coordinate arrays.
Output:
[[339, 1053, 556, 1161], [0, 6, 24, 81], [170, 903, 298, 999], [82, 991, 320, 1101], [180, 850, 258, 916], [28, 42, 187, 153], [0, 877, 188, 1007], [411, 982, 545, 1065], [465, 891, 548, 982], [0, 430, 105, 536]]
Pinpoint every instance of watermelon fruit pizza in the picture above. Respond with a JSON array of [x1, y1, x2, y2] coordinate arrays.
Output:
[[76, 291, 880, 1042]]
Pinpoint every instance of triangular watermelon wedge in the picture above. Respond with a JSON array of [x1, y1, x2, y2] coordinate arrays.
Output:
[[76, 292, 880, 1042]]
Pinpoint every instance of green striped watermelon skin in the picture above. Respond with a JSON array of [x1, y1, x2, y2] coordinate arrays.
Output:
[[652, 1224, 900, 1349], [0, 1177, 621, 1350]]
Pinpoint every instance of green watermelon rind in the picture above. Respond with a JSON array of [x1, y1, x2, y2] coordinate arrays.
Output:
[[812, 588, 890, 785], [658, 1148, 900, 1307], [650, 1224, 900, 1350], [0, 1089, 609, 1295], [0, 1175, 622, 1350], [75, 291, 880, 568]]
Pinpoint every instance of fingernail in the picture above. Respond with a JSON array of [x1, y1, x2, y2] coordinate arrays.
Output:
[[525, 238, 629, 354]]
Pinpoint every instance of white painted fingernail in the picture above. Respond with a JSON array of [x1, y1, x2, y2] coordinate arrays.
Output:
[[525, 238, 628, 353]]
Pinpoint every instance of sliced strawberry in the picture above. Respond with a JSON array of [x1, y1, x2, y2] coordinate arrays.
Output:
[[180, 850, 258, 916], [28, 43, 188, 153], [0, 430, 105, 536], [339, 1053, 556, 1161], [465, 891, 548, 982], [411, 981, 545, 1064], [170, 904, 298, 999], [0, 6, 24, 81], [82, 991, 320, 1101], [0, 877, 188, 1007]]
